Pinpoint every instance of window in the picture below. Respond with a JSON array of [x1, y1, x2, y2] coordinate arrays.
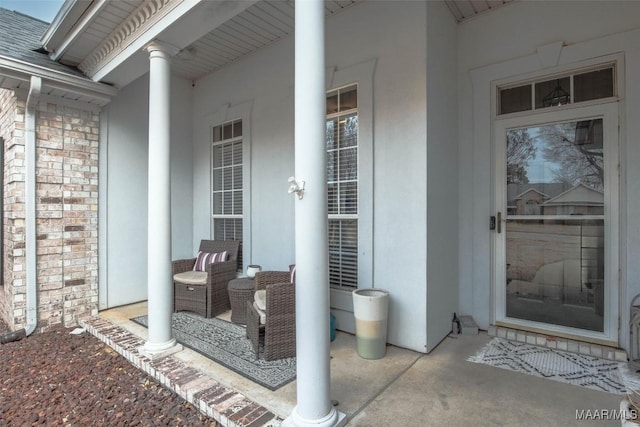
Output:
[[498, 64, 615, 115], [212, 119, 243, 269], [327, 85, 358, 288]]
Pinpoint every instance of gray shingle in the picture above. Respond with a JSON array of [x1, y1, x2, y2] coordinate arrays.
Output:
[[0, 7, 87, 78]]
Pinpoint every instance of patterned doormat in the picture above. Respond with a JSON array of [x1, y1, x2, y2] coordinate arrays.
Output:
[[132, 312, 296, 391], [467, 337, 627, 394]]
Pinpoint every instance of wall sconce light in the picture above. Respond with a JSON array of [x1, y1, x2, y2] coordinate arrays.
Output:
[[288, 176, 305, 200]]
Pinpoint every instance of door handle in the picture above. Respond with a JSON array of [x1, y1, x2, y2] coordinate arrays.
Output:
[[497, 211, 502, 234]]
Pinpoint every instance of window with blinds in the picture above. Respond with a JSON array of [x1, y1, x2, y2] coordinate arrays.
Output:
[[212, 119, 243, 270], [327, 85, 358, 288]]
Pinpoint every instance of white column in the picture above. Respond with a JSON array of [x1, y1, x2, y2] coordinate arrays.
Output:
[[141, 42, 182, 360], [285, 1, 345, 426]]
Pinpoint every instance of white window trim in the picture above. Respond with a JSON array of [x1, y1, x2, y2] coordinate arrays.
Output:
[[206, 101, 253, 272], [497, 61, 618, 115], [492, 54, 624, 121], [211, 129, 243, 244], [326, 59, 376, 312], [327, 87, 359, 289]]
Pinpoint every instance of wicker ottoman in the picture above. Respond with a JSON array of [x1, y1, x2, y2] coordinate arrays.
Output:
[[228, 278, 255, 324]]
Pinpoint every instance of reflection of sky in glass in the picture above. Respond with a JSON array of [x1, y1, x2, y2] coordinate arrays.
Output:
[[526, 127, 560, 184], [527, 128, 560, 183]]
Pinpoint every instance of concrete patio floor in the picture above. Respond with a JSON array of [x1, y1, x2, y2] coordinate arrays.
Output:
[[98, 302, 624, 426]]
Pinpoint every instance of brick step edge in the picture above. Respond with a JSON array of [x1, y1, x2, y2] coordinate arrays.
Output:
[[79, 316, 284, 427], [488, 325, 628, 362]]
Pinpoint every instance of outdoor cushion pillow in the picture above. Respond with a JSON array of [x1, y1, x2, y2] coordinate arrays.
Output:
[[173, 271, 207, 285], [252, 301, 267, 325], [254, 289, 267, 311], [193, 251, 228, 271]]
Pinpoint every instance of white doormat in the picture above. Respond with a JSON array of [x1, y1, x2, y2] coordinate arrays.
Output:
[[468, 337, 627, 394]]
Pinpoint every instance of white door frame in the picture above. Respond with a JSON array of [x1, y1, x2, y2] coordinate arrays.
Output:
[[493, 102, 620, 345]]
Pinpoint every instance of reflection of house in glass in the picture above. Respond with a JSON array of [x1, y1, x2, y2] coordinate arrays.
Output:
[[542, 183, 604, 215], [508, 183, 604, 216], [511, 187, 549, 215]]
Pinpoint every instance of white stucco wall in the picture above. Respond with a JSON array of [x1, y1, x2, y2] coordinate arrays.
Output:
[[426, 1, 459, 352], [457, 0, 640, 348], [99, 74, 193, 309], [192, 1, 430, 352], [190, 38, 295, 267]]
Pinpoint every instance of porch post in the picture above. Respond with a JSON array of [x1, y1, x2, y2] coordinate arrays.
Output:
[[284, 1, 345, 426], [140, 41, 182, 360]]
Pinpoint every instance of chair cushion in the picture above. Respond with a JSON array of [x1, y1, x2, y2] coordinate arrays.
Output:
[[252, 301, 267, 325], [193, 251, 228, 271], [254, 289, 266, 311], [174, 271, 207, 285]]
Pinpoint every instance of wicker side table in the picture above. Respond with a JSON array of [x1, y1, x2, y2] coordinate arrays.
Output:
[[228, 278, 255, 324]]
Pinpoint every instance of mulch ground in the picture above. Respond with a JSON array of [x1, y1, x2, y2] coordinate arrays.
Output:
[[0, 319, 221, 426]]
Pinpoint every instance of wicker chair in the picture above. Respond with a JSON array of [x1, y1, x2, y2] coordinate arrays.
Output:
[[246, 270, 296, 361], [172, 240, 240, 318]]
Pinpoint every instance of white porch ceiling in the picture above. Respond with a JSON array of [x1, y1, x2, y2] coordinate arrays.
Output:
[[50, 0, 514, 86], [54, 0, 360, 84], [444, 0, 513, 23], [170, 0, 298, 81]]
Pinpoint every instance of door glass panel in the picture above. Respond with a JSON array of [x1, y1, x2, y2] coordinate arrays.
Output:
[[505, 119, 605, 332], [506, 219, 604, 331]]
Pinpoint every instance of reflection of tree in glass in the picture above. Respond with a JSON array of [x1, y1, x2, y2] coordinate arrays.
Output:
[[326, 120, 337, 182], [326, 114, 358, 214], [506, 129, 535, 184], [539, 120, 604, 190], [342, 115, 358, 143], [339, 116, 358, 213]]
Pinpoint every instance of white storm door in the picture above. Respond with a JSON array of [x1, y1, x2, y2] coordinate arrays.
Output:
[[494, 103, 619, 344]]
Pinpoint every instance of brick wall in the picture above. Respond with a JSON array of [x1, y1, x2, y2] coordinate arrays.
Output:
[[1, 88, 23, 329], [1, 88, 99, 332]]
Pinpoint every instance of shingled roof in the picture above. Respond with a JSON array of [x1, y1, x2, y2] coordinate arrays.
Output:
[[0, 7, 86, 78]]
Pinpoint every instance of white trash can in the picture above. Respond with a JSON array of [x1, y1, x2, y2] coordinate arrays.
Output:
[[352, 288, 389, 359]]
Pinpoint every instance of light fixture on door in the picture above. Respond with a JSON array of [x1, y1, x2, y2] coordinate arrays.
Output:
[[542, 79, 571, 107]]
